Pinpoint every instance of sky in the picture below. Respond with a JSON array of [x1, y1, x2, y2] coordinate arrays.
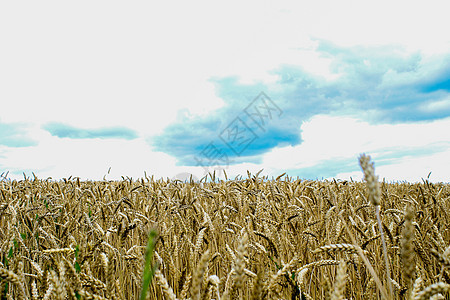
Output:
[[1, 0, 449, 183]]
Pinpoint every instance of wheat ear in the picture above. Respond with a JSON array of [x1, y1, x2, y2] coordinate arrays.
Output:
[[191, 249, 211, 300], [250, 267, 264, 300], [0, 267, 26, 299], [155, 269, 177, 300], [31, 281, 39, 300], [330, 260, 347, 300], [415, 282, 450, 300], [401, 204, 415, 286], [233, 232, 248, 295], [201, 275, 220, 300]]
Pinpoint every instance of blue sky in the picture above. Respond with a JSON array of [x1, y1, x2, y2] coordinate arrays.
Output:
[[0, 0, 449, 182]]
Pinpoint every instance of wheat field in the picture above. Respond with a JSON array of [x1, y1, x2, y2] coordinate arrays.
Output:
[[0, 156, 449, 299]]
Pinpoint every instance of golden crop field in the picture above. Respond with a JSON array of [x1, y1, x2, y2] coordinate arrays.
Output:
[[0, 156, 449, 299]]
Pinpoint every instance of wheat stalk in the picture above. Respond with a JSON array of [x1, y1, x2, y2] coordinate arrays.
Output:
[[359, 154, 393, 299]]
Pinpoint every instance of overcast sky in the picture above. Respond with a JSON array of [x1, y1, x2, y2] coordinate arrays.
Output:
[[1, 0, 449, 182]]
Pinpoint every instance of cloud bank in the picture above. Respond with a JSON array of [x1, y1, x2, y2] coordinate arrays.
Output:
[[152, 42, 450, 170]]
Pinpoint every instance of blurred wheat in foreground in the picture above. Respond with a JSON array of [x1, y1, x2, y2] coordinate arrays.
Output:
[[0, 157, 449, 299]]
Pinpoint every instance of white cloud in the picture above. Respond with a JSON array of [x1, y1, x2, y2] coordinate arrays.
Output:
[[262, 115, 450, 182], [0, 127, 178, 180], [336, 150, 450, 183], [419, 96, 450, 114]]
